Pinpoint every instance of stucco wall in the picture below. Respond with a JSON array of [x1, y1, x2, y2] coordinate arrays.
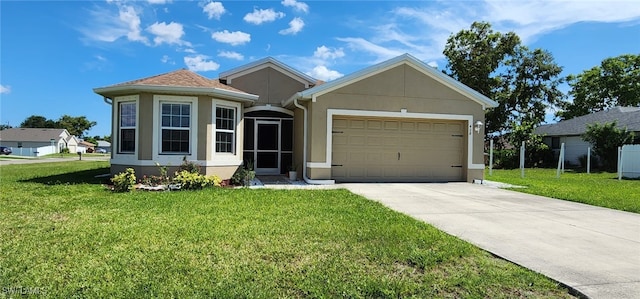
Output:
[[228, 67, 306, 106], [138, 93, 154, 161], [305, 64, 486, 182]]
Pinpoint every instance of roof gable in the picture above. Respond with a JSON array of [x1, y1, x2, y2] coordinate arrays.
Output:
[[284, 53, 498, 109], [0, 128, 69, 142], [219, 57, 318, 87], [535, 107, 640, 136]]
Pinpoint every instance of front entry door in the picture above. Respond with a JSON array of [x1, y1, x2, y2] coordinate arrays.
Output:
[[255, 120, 280, 174]]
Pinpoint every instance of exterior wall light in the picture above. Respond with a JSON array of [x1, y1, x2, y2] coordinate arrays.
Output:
[[475, 121, 483, 134]]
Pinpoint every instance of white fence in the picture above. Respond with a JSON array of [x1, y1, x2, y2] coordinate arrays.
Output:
[[7, 146, 56, 157], [620, 144, 640, 179]]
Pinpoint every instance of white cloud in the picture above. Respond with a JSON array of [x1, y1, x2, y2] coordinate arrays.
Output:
[[0, 85, 11, 94], [161, 55, 175, 64], [80, 4, 149, 45], [203, 1, 225, 20], [427, 61, 438, 68], [335, 1, 640, 67], [244, 8, 285, 25], [147, 0, 170, 4], [307, 65, 343, 81], [184, 55, 220, 72], [281, 0, 309, 13], [279, 17, 304, 35], [313, 46, 345, 60], [119, 5, 148, 44], [337, 37, 405, 62], [218, 51, 244, 60], [211, 30, 251, 46], [146, 22, 189, 46]]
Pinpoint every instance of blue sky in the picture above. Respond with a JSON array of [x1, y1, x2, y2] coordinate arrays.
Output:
[[1, 0, 639, 138]]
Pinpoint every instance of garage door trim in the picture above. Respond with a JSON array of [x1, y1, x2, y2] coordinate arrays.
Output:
[[306, 109, 484, 171]]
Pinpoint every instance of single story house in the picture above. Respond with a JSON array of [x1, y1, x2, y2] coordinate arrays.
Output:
[[97, 140, 112, 153], [0, 128, 71, 156], [66, 135, 80, 153], [535, 106, 640, 165], [94, 54, 496, 183]]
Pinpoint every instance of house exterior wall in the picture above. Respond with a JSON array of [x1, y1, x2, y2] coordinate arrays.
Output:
[[227, 67, 307, 106], [304, 64, 486, 182], [110, 93, 245, 180], [544, 135, 592, 165]]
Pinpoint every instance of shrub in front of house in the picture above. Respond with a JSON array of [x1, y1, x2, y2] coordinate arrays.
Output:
[[111, 168, 136, 192], [172, 170, 221, 190]]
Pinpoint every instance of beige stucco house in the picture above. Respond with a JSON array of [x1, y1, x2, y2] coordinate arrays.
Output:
[[94, 54, 496, 183]]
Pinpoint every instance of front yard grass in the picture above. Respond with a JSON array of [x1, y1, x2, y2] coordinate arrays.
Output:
[[487, 168, 640, 213], [1, 162, 572, 298]]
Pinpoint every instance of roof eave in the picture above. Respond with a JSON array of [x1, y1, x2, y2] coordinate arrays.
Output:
[[93, 85, 258, 103]]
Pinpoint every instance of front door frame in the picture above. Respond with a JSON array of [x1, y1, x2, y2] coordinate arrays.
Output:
[[254, 120, 281, 175]]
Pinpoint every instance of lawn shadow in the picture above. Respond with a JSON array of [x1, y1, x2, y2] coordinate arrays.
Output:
[[20, 167, 111, 185]]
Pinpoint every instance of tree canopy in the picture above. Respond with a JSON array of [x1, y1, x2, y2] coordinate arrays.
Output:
[[582, 121, 635, 170], [20, 115, 57, 129], [558, 54, 640, 120], [19, 115, 96, 138], [443, 22, 564, 139]]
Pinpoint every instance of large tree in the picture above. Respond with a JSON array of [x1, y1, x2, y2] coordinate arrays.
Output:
[[57, 115, 97, 137], [19, 115, 96, 137], [558, 54, 640, 120], [443, 22, 564, 139], [20, 115, 57, 128]]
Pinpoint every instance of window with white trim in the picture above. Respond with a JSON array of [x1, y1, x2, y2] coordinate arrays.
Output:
[[215, 106, 236, 153], [161, 102, 191, 154], [119, 102, 136, 153]]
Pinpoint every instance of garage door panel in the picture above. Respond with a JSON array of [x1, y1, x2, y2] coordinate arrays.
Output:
[[332, 116, 465, 182]]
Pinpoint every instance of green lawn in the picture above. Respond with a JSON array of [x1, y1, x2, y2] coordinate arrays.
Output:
[[0, 162, 572, 298], [486, 168, 640, 213]]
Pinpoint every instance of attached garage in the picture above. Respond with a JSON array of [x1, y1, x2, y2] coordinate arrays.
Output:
[[332, 116, 465, 182], [282, 53, 498, 184]]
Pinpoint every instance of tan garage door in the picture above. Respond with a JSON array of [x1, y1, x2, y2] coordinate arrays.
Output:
[[332, 117, 465, 182]]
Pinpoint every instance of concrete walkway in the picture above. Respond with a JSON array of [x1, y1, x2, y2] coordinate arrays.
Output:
[[343, 183, 640, 299]]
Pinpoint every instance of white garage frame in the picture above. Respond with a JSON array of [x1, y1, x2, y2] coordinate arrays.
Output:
[[306, 109, 485, 172]]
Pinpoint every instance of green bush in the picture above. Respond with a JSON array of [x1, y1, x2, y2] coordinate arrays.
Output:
[[231, 160, 256, 186], [61, 148, 70, 154], [111, 168, 136, 192], [179, 156, 201, 174], [172, 170, 221, 190]]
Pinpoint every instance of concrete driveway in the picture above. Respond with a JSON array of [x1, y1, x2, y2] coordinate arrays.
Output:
[[343, 183, 640, 299]]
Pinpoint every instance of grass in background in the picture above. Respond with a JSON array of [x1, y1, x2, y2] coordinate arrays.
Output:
[[487, 168, 640, 213], [1, 162, 572, 298]]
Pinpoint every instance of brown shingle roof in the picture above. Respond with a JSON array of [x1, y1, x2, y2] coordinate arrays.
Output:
[[0, 128, 68, 142], [110, 69, 246, 93]]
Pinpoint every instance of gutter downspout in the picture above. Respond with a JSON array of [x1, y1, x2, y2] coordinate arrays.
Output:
[[293, 98, 335, 185]]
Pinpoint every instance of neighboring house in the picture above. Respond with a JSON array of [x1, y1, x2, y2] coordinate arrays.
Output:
[[535, 107, 640, 165], [78, 140, 96, 153], [97, 140, 112, 153], [94, 54, 496, 183], [0, 128, 71, 156], [66, 135, 80, 153]]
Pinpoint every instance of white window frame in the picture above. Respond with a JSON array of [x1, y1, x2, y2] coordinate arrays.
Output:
[[212, 99, 242, 164], [159, 102, 192, 155], [152, 95, 198, 164], [119, 101, 137, 154], [215, 105, 237, 154], [111, 95, 139, 166]]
